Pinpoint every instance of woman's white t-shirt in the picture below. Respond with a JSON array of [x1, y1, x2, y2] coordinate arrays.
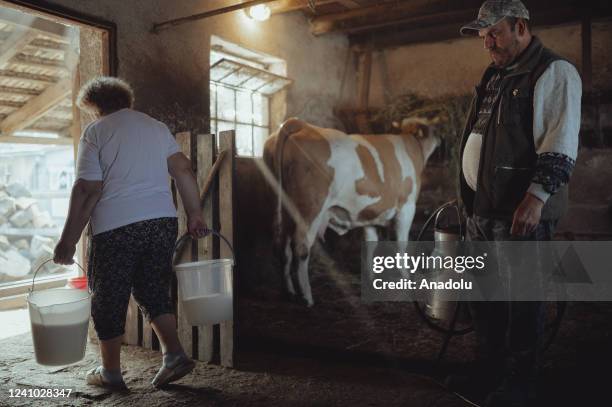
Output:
[[75, 108, 180, 235]]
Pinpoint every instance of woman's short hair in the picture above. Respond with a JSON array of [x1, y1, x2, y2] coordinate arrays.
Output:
[[77, 76, 134, 115]]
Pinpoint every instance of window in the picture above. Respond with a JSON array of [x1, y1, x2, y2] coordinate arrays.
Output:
[[209, 38, 291, 157]]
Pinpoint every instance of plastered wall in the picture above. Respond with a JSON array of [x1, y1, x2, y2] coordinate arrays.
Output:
[[369, 22, 612, 105]]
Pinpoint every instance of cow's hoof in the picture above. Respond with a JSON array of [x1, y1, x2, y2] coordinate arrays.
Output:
[[300, 297, 315, 308], [281, 290, 299, 302]]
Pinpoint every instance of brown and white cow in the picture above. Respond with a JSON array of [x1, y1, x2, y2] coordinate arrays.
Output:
[[263, 117, 440, 306]]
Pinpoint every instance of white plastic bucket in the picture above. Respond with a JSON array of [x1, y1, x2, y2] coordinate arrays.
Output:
[[27, 288, 91, 366], [174, 258, 233, 325]]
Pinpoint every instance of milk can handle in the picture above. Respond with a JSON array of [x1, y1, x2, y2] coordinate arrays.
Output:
[[173, 228, 235, 266], [30, 258, 87, 294], [433, 200, 463, 240]]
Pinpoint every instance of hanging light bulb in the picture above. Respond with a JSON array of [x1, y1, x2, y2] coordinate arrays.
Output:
[[245, 4, 271, 21]]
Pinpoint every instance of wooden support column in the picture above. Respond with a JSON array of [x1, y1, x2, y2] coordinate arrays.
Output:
[[581, 11, 602, 145], [355, 44, 373, 133], [218, 130, 235, 368], [196, 134, 215, 362], [175, 131, 195, 357], [581, 13, 592, 94]]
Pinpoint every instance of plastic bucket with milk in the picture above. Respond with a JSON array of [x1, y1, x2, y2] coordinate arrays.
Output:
[[174, 230, 234, 325], [27, 259, 90, 366]]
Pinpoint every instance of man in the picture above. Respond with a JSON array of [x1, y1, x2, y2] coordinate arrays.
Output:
[[456, 0, 581, 405]]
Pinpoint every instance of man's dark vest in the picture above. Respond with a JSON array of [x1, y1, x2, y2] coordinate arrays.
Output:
[[458, 36, 569, 221]]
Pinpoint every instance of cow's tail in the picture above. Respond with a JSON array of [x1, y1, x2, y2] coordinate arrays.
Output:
[[273, 118, 304, 245]]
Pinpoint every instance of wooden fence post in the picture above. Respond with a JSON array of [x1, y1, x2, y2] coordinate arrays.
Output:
[[218, 130, 235, 367], [175, 131, 194, 358], [196, 134, 215, 362]]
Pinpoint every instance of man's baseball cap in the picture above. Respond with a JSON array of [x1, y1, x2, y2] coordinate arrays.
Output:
[[460, 0, 530, 36]]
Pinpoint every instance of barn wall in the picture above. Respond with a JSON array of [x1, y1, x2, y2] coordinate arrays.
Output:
[[369, 22, 612, 103], [42, 0, 356, 131]]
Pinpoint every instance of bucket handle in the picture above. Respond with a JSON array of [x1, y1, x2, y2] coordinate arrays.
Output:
[[30, 258, 87, 294], [173, 228, 235, 267]]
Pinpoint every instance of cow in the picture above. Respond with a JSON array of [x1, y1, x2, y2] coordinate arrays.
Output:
[[262, 117, 440, 306]]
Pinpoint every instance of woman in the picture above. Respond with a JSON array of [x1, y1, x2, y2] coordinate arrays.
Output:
[[53, 76, 205, 390]]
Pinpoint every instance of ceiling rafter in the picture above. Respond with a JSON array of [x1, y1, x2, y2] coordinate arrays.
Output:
[[0, 77, 71, 135]]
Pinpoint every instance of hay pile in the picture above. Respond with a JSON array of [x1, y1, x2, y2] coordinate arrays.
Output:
[[374, 92, 472, 165]]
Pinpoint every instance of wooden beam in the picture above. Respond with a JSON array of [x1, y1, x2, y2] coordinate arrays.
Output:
[[269, 0, 340, 14], [0, 7, 67, 40], [28, 38, 66, 51], [0, 100, 24, 108], [311, 0, 453, 35], [1, 77, 70, 135], [11, 54, 67, 69], [0, 135, 72, 145], [349, 5, 611, 50], [0, 85, 40, 96], [0, 27, 38, 66], [153, 0, 277, 33], [0, 69, 59, 86], [337, 0, 361, 9]]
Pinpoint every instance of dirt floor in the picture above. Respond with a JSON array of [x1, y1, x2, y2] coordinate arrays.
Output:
[[0, 331, 474, 407], [235, 235, 612, 407]]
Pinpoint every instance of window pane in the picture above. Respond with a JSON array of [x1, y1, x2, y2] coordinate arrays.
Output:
[[217, 86, 235, 122], [236, 124, 253, 156], [253, 127, 269, 157], [236, 90, 252, 124], [252, 94, 268, 126], [217, 120, 235, 133], [209, 84, 217, 119]]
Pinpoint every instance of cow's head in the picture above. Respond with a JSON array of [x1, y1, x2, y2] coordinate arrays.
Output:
[[399, 116, 441, 163]]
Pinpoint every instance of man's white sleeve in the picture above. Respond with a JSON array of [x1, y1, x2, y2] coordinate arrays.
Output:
[[527, 60, 581, 202]]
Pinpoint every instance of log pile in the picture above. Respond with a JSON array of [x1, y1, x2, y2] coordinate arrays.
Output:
[[0, 182, 63, 283]]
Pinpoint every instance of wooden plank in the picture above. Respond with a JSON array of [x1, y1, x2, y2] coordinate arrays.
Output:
[[175, 131, 195, 358], [0, 77, 71, 135], [0, 27, 37, 66], [218, 130, 235, 368], [0, 135, 72, 144], [196, 134, 215, 362]]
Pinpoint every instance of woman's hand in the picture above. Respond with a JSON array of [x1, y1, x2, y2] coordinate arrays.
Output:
[[53, 239, 76, 265], [188, 215, 208, 239]]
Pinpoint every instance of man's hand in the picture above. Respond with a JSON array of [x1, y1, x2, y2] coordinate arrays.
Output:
[[188, 215, 208, 239], [511, 193, 545, 236], [53, 239, 76, 265]]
